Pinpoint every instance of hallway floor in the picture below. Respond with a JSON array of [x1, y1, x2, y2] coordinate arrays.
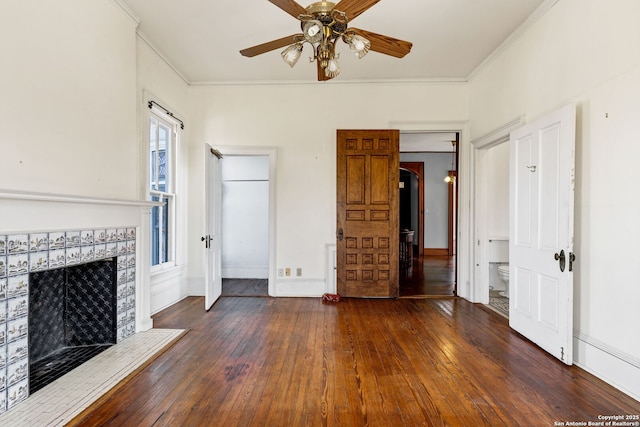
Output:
[[400, 255, 456, 297], [222, 278, 268, 297]]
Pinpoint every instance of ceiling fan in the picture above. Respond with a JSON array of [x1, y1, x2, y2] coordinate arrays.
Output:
[[239, 0, 413, 81]]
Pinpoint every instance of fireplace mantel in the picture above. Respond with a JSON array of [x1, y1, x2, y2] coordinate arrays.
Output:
[[0, 189, 159, 208]]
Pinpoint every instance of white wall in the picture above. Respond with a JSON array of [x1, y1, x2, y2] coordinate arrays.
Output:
[[0, 0, 138, 200], [187, 83, 468, 296], [485, 143, 509, 239], [469, 0, 640, 400]]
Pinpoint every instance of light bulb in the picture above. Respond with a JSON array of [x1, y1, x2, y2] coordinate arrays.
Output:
[[307, 24, 320, 37], [303, 20, 324, 43]]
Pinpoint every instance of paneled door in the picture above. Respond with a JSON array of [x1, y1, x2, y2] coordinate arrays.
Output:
[[204, 146, 223, 310], [337, 130, 400, 298], [509, 105, 576, 364]]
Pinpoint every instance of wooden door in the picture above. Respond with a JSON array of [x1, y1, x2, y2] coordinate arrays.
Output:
[[337, 129, 400, 297], [509, 104, 576, 364]]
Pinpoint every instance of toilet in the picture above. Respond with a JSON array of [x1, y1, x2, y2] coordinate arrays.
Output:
[[497, 264, 509, 297]]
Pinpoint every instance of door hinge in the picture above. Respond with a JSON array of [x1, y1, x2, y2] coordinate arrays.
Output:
[[560, 346, 565, 361]]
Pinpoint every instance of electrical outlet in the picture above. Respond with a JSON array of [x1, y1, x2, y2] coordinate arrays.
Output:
[[285, 267, 291, 276], [278, 268, 284, 277], [296, 268, 302, 277]]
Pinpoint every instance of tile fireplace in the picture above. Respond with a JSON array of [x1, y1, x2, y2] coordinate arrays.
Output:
[[0, 227, 137, 413]]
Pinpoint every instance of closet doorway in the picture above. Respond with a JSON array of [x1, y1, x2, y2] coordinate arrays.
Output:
[[212, 146, 277, 297]]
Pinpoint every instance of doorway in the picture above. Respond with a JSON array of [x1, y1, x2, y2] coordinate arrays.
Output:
[[220, 155, 269, 297], [211, 146, 277, 297], [399, 132, 458, 297]]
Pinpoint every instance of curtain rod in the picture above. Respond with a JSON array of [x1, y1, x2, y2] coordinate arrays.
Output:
[[148, 100, 184, 129]]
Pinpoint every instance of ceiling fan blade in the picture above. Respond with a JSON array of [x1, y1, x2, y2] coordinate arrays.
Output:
[[334, 0, 380, 21], [240, 34, 300, 57], [351, 28, 413, 58], [268, 0, 307, 19], [317, 59, 332, 81]]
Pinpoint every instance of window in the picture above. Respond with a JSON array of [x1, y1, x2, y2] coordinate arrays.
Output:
[[149, 112, 176, 268]]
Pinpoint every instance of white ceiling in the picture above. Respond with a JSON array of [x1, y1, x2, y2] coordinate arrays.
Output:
[[118, 0, 547, 84]]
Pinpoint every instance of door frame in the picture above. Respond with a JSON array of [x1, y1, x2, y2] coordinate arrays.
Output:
[[471, 116, 526, 304], [447, 170, 457, 256], [212, 146, 278, 297], [394, 121, 471, 301], [399, 162, 424, 256]]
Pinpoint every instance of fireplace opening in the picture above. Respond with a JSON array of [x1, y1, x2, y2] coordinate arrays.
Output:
[[28, 258, 117, 393]]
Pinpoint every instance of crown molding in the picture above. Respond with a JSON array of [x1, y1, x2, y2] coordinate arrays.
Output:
[[108, 0, 140, 27], [467, 0, 560, 82], [136, 32, 191, 85], [189, 76, 469, 87]]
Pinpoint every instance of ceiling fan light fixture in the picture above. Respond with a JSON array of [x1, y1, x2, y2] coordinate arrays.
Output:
[[347, 34, 370, 59], [281, 43, 303, 67], [303, 20, 324, 44], [240, 0, 413, 81]]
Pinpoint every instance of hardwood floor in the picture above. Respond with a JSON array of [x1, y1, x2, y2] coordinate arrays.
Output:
[[71, 296, 640, 426], [222, 278, 268, 297], [400, 255, 456, 297]]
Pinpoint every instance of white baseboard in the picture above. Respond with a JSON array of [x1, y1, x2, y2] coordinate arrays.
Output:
[[150, 272, 188, 314], [137, 316, 154, 332], [275, 278, 327, 297], [573, 331, 640, 401], [187, 277, 204, 296], [222, 266, 268, 278]]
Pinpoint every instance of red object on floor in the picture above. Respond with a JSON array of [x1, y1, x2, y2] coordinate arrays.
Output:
[[322, 293, 341, 302]]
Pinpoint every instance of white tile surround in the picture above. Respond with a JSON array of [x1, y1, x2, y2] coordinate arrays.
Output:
[[0, 328, 184, 426], [0, 227, 138, 413]]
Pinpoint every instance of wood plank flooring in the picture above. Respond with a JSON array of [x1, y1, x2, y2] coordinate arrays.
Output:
[[71, 297, 640, 426], [400, 255, 456, 297], [222, 278, 268, 297]]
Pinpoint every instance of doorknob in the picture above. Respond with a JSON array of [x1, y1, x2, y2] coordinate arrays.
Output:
[[337, 228, 344, 241], [201, 235, 212, 249], [554, 249, 566, 272]]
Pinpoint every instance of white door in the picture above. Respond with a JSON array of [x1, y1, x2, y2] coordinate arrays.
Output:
[[509, 104, 576, 364], [204, 146, 223, 310]]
